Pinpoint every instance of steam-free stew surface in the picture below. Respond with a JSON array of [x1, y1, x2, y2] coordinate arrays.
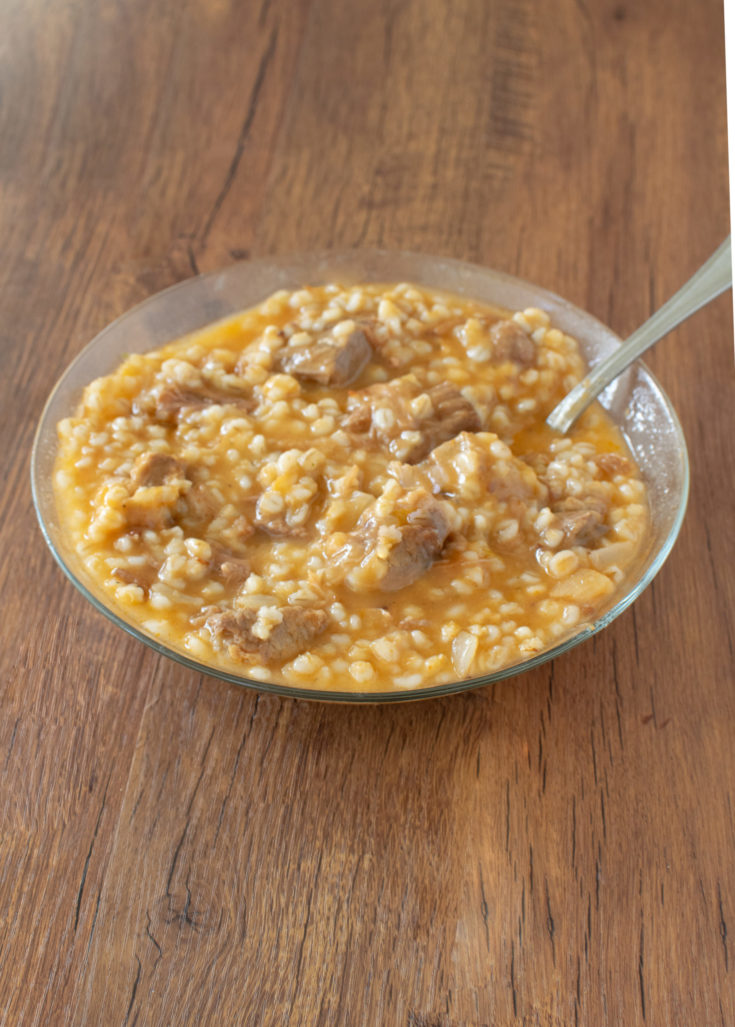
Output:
[[56, 282, 647, 691]]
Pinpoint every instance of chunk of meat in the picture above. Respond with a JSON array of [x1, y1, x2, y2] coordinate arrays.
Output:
[[424, 432, 548, 506], [418, 383, 483, 460], [111, 563, 158, 593], [122, 454, 189, 531], [331, 487, 452, 592], [143, 383, 253, 423], [180, 483, 219, 527], [551, 496, 609, 546], [112, 539, 250, 593], [205, 605, 328, 662], [130, 452, 185, 488], [379, 498, 451, 591], [207, 543, 251, 587], [489, 320, 536, 365], [345, 375, 480, 463], [595, 453, 633, 479], [279, 325, 372, 386]]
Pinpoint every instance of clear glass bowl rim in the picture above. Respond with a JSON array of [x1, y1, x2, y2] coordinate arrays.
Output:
[[31, 248, 690, 703]]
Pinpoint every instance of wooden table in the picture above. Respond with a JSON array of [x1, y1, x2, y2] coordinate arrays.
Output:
[[2, 1, 732, 1023]]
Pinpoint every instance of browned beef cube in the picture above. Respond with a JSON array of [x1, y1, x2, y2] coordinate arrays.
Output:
[[343, 402, 373, 434], [145, 383, 253, 423], [279, 326, 372, 386], [205, 606, 328, 662], [411, 383, 481, 463], [378, 498, 451, 590], [489, 320, 536, 365], [207, 543, 251, 587], [345, 375, 480, 463], [111, 564, 158, 593], [122, 453, 189, 531], [181, 483, 219, 526], [335, 490, 452, 592], [425, 431, 547, 506], [552, 496, 609, 546], [129, 452, 185, 488]]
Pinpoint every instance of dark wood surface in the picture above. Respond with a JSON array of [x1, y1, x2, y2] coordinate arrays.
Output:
[[1, 1, 732, 1023]]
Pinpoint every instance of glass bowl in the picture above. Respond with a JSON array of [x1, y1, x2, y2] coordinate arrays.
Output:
[[31, 250, 689, 702]]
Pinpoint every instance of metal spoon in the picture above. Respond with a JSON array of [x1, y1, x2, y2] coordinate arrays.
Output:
[[546, 236, 732, 434]]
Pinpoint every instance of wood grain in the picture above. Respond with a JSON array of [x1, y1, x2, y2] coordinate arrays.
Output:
[[0, 0, 732, 1024]]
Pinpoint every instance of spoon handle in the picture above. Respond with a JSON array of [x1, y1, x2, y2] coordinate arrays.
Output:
[[546, 236, 732, 434]]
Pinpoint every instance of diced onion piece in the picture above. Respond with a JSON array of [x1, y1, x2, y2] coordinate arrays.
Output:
[[451, 630, 478, 677]]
